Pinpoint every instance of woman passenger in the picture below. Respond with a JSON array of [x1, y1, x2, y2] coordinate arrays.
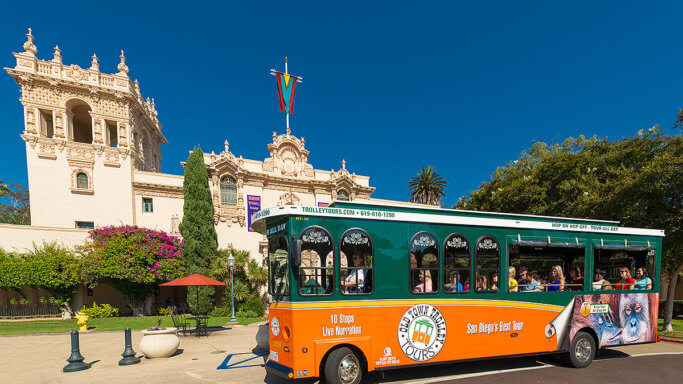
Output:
[[633, 267, 652, 290], [444, 271, 463, 293], [508, 266, 518, 292], [614, 267, 634, 290], [592, 269, 610, 291], [546, 265, 564, 291], [413, 270, 433, 293], [566, 267, 584, 291]]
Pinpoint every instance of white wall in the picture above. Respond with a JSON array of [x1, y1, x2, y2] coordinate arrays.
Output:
[[26, 142, 134, 228], [0, 223, 89, 252]]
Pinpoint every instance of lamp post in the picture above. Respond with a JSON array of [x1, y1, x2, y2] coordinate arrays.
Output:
[[227, 254, 237, 323]]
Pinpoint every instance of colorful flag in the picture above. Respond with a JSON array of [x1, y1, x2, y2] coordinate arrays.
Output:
[[275, 72, 298, 114]]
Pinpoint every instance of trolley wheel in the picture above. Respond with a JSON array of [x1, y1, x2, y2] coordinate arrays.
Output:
[[565, 331, 596, 368], [324, 346, 363, 384]]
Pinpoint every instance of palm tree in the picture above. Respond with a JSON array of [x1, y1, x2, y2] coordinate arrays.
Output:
[[407, 166, 447, 206]]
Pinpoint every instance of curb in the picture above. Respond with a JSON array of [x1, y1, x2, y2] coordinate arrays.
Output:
[[659, 337, 683, 344]]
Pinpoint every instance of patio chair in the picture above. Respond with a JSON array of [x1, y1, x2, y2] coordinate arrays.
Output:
[[171, 313, 190, 336], [195, 316, 209, 337]]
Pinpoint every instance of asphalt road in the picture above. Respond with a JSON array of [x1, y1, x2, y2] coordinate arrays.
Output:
[[355, 347, 683, 384]]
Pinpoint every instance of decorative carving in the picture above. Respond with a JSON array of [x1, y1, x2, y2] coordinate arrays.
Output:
[[302, 229, 330, 244], [117, 50, 129, 75], [446, 236, 468, 249], [413, 235, 436, 248], [23, 28, 37, 56], [343, 232, 369, 245], [278, 192, 300, 206], [478, 238, 498, 250], [132, 182, 183, 199], [38, 141, 56, 159], [52, 45, 62, 63]]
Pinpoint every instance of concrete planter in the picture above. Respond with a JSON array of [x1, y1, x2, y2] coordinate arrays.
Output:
[[139, 327, 179, 358]]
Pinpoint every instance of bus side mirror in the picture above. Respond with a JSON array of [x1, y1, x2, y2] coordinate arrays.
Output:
[[292, 239, 302, 267]]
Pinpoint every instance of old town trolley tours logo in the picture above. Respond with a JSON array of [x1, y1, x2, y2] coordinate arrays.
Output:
[[397, 304, 447, 362]]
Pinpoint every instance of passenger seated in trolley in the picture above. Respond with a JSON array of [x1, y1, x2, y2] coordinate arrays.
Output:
[[634, 267, 653, 290], [340, 252, 365, 294], [412, 270, 434, 293], [444, 271, 465, 292], [566, 267, 584, 291], [592, 269, 611, 291], [508, 266, 519, 292], [527, 271, 542, 292], [475, 275, 489, 292]]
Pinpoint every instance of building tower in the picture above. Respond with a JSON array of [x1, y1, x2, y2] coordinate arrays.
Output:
[[5, 29, 166, 228]]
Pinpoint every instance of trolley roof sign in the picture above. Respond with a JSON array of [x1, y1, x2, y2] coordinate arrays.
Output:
[[251, 201, 664, 237]]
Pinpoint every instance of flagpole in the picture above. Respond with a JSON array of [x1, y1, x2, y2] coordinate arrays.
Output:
[[285, 57, 289, 130], [270, 58, 301, 132]]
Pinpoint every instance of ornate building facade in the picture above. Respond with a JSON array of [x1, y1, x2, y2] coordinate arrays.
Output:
[[1, 30, 375, 260]]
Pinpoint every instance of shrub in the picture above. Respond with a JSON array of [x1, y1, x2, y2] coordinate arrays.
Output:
[[210, 306, 232, 317], [236, 310, 246, 317], [81, 302, 119, 318], [244, 310, 257, 318], [241, 296, 265, 317], [157, 306, 174, 316]]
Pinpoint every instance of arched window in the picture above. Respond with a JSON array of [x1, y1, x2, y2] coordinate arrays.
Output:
[[297, 226, 334, 296], [66, 99, 93, 144], [220, 176, 237, 205], [337, 190, 350, 201], [475, 235, 500, 293], [76, 173, 89, 189], [409, 232, 439, 294], [444, 234, 470, 293], [340, 229, 373, 295]]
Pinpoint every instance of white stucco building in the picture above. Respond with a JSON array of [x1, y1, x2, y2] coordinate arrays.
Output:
[[0, 29, 376, 261]]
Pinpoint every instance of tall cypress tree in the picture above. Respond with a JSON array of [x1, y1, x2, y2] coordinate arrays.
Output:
[[179, 147, 217, 273]]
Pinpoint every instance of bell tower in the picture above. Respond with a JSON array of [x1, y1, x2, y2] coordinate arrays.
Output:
[[5, 29, 167, 228]]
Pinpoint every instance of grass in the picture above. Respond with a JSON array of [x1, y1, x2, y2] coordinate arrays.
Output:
[[0, 315, 265, 335], [658, 318, 683, 340]]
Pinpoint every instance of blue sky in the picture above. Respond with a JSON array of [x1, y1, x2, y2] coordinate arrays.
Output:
[[1, 1, 681, 207]]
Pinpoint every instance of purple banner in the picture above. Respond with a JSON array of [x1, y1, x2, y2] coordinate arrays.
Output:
[[247, 195, 261, 232]]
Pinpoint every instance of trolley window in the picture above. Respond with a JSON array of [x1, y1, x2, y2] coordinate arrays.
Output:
[[475, 235, 500, 293], [297, 226, 334, 296], [410, 232, 439, 294], [443, 234, 470, 293], [268, 235, 290, 301], [340, 229, 374, 295]]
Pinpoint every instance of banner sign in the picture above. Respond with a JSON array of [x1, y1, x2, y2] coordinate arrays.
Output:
[[318, 202, 329, 207], [275, 72, 298, 114], [247, 195, 261, 232]]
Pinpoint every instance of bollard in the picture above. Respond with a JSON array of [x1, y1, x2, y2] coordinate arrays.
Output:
[[119, 327, 140, 365], [63, 330, 90, 372]]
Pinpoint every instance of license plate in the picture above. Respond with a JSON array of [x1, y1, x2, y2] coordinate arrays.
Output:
[[269, 351, 278, 362]]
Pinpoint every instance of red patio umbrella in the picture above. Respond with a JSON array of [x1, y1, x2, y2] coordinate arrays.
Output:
[[160, 274, 228, 315]]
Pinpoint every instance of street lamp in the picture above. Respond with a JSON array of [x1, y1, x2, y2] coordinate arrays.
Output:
[[227, 254, 237, 323]]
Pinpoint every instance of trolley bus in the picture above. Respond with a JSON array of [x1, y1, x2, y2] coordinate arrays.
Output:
[[252, 201, 663, 384]]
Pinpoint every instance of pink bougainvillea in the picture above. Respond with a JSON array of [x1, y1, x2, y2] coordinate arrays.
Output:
[[84, 225, 185, 284]]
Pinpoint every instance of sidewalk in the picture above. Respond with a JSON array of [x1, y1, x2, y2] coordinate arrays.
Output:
[[0, 322, 283, 384], [1, 325, 682, 384]]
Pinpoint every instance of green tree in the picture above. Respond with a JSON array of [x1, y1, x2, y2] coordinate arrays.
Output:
[[179, 147, 218, 314], [0, 182, 30, 225], [456, 128, 682, 331], [0, 242, 82, 319], [179, 147, 217, 272], [407, 166, 448, 206]]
